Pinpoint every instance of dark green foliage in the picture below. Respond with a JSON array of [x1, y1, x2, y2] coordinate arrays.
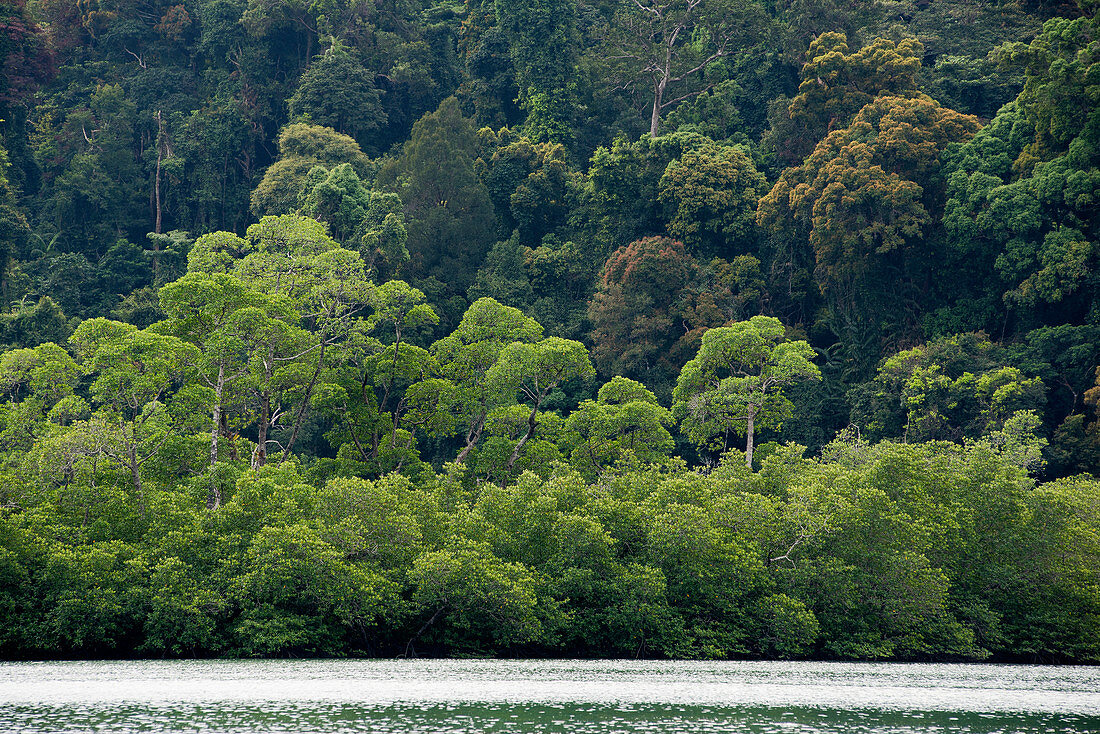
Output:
[[581, 130, 713, 259], [0, 142, 29, 295], [36, 84, 145, 256], [942, 14, 1100, 334], [457, 17, 522, 129], [377, 98, 494, 296], [878, 0, 1040, 119], [0, 296, 69, 348], [496, 0, 578, 143], [297, 162, 410, 277], [659, 143, 767, 259], [848, 332, 1047, 447], [288, 41, 386, 155]]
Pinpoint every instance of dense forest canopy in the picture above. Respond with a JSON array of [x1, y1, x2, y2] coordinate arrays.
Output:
[[0, 0, 1098, 660]]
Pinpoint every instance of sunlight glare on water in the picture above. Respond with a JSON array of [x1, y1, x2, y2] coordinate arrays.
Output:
[[3, 659, 1099, 733]]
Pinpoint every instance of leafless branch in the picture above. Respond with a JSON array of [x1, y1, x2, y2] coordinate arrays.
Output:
[[124, 47, 148, 68]]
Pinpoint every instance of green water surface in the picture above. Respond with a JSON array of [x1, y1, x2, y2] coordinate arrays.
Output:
[[3, 659, 1098, 733]]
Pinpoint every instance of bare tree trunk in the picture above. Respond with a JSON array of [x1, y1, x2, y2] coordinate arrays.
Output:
[[253, 354, 274, 469], [650, 41, 671, 136], [455, 414, 486, 464], [129, 444, 145, 517], [379, 329, 403, 412], [650, 90, 662, 137], [745, 405, 756, 468], [254, 393, 270, 469], [208, 364, 224, 510], [505, 399, 541, 472], [220, 410, 239, 461], [282, 340, 325, 461]]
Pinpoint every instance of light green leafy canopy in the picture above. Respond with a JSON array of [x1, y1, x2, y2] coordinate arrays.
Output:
[[673, 316, 820, 460]]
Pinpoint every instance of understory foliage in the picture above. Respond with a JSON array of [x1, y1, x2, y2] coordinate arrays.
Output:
[[2, 429, 1097, 661], [0, 0, 1097, 660]]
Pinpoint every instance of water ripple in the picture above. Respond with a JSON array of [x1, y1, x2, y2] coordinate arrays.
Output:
[[3, 660, 1099, 733]]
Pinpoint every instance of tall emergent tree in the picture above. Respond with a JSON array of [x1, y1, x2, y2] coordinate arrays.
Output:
[[604, 0, 764, 136], [673, 316, 820, 466], [780, 33, 923, 161]]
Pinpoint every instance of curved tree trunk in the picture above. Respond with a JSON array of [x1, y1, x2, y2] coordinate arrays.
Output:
[[282, 340, 325, 462], [505, 399, 542, 473], [455, 413, 486, 464]]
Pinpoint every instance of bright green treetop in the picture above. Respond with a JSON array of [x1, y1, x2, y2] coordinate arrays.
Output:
[[673, 316, 820, 467]]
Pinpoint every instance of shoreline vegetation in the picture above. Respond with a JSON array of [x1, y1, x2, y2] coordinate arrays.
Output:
[[0, 0, 1098, 663], [2, 433, 1098, 664]]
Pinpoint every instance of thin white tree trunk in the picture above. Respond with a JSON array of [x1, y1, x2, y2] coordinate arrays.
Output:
[[208, 363, 224, 509], [745, 405, 756, 468]]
